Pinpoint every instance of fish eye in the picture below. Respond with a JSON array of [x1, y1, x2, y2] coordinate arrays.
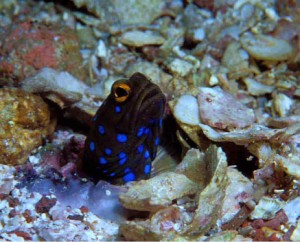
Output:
[[113, 83, 131, 102]]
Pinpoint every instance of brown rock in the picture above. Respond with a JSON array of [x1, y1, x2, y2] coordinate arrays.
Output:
[[8, 231, 32, 241], [35, 196, 57, 214], [0, 88, 54, 165]]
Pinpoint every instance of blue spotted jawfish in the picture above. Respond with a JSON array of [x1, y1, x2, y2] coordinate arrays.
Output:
[[83, 72, 166, 184]]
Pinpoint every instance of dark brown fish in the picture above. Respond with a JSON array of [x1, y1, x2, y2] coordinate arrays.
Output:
[[83, 72, 165, 184]]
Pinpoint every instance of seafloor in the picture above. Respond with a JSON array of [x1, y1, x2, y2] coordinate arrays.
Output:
[[0, 0, 300, 241]]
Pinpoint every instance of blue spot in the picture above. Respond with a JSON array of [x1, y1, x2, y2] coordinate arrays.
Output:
[[105, 148, 112, 155], [115, 106, 121, 113], [98, 125, 105, 135], [110, 172, 116, 177], [149, 118, 155, 124], [103, 169, 108, 173], [124, 168, 131, 173], [118, 152, 127, 165], [137, 126, 145, 137], [89, 141, 95, 152], [144, 164, 151, 174], [123, 172, 136, 183], [144, 128, 150, 135], [99, 157, 107, 164], [117, 133, 127, 143], [144, 150, 150, 159], [159, 119, 163, 128], [137, 144, 144, 154], [155, 137, 160, 146]]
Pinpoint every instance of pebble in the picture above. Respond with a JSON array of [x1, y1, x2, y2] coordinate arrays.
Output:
[[173, 95, 200, 125], [166, 58, 194, 77], [241, 34, 293, 61], [120, 30, 165, 47]]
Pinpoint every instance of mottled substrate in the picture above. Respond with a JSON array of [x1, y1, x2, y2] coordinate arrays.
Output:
[[0, 21, 86, 86], [0, 0, 300, 241], [0, 88, 54, 165]]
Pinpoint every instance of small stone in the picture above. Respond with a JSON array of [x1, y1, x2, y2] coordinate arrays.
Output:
[[243, 78, 274, 96], [111, 0, 166, 25], [67, 214, 84, 221], [193, 28, 206, 41], [173, 95, 200, 125], [166, 58, 194, 77], [35, 196, 57, 214], [120, 30, 165, 47], [241, 34, 293, 61], [208, 75, 219, 86], [251, 196, 285, 220], [95, 40, 107, 58], [273, 93, 293, 117]]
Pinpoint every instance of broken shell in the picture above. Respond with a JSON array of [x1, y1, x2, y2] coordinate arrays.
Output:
[[173, 95, 200, 126], [175, 148, 206, 186], [243, 77, 274, 96], [219, 167, 254, 225], [119, 172, 199, 212], [198, 123, 283, 145], [184, 145, 229, 235], [198, 87, 255, 130], [169, 95, 205, 147], [251, 196, 285, 220], [273, 93, 293, 117]]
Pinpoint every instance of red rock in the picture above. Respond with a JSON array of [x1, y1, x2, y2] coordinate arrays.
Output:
[[23, 209, 34, 223], [80, 206, 89, 213], [35, 196, 57, 213], [8, 231, 32, 241], [0, 21, 86, 86], [8, 209, 18, 218]]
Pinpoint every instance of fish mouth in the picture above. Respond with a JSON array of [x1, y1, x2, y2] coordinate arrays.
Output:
[[127, 81, 166, 130]]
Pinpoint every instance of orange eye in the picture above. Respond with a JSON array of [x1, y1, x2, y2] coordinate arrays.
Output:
[[113, 83, 131, 102]]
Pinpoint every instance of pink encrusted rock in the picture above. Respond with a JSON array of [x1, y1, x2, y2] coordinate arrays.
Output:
[[198, 87, 255, 130], [0, 21, 86, 86]]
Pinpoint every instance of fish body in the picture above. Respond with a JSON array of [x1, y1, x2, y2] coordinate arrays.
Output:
[[83, 72, 165, 184]]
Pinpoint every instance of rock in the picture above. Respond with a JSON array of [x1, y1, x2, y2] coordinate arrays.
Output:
[[72, 0, 166, 26], [0, 21, 86, 86], [165, 58, 194, 77], [120, 30, 165, 47], [273, 93, 293, 117], [111, 0, 166, 25], [243, 78, 274, 96], [251, 196, 285, 220], [173, 95, 200, 125], [0, 88, 54, 165], [241, 34, 293, 61], [198, 87, 255, 130], [35, 196, 57, 213]]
